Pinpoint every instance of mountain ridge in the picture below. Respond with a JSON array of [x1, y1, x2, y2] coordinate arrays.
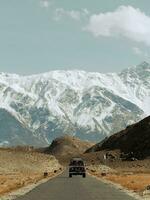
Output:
[[0, 62, 149, 146]]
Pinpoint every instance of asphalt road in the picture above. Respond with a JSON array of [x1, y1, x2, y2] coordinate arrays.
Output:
[[16, 170, 136, 200]]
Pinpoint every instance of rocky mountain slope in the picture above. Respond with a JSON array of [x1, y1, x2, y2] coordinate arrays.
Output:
[[0, 61, 149, 146], [0, 108, 45, 146], [86, 116, 150, 160]]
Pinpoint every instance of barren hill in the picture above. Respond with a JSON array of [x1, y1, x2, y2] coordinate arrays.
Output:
[[44, 135, 93, 164], [86, 116, 150, 160]]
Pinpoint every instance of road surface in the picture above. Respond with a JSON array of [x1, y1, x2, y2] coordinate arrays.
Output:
[[16, 170, 136, 200]]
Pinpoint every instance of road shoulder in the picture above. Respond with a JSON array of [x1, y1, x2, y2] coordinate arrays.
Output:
[[0, 169, 64, 200], [87, 171, 143, 200]]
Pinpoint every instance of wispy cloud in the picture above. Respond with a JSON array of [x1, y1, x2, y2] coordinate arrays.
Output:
[[54, 8, 89, 21], [40, 0, 52, 8], [84, 6, 150, 46]]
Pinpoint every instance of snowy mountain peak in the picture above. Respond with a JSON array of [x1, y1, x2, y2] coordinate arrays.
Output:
[[0, 62, 149, 146], [137, 61, 150, 69], [120, 61, 150, 74]]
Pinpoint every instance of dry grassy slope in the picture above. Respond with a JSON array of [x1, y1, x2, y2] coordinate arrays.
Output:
[[0, 148, 60, 173], [0, 148, 61, 195], [44, 135, 94, 164]]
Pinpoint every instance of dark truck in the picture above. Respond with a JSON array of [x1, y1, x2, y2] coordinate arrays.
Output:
[[69, 158, 86, 178]]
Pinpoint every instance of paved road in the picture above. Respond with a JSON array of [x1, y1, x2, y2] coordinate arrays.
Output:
[[16, 170, 136, 200]]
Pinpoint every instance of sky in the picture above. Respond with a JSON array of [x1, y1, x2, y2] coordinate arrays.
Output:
[[0, 0, 150, 75]]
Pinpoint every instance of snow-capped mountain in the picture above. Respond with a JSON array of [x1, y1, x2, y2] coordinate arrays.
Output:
[[0, 61, 149, 146]]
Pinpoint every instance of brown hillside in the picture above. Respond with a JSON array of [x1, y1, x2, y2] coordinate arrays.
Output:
[[44, 135, 93, 164], [86, 116, 150, 160]]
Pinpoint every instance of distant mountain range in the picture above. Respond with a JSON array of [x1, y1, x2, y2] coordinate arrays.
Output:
[[0, 61, 149, 146]]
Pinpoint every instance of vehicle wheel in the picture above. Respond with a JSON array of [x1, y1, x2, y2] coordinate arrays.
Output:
[[82, 173, 86, 178], [69, 174, 72, 178]]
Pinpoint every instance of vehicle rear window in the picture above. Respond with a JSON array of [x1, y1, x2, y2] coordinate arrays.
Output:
[[70, 160, 84, 166]]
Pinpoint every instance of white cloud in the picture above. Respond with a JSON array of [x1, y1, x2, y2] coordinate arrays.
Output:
[[54, 8, 89, 21], [68, 10, 81, 21], [40, 0, 51, 8], [85, 6, 150, 46], [82, 8, 90, 16]]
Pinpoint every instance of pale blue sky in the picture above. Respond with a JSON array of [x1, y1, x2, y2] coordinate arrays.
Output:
[[0, 0, 150, 75]]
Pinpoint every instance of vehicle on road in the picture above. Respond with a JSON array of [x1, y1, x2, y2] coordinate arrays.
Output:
[[69, 158, 86, 178]]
